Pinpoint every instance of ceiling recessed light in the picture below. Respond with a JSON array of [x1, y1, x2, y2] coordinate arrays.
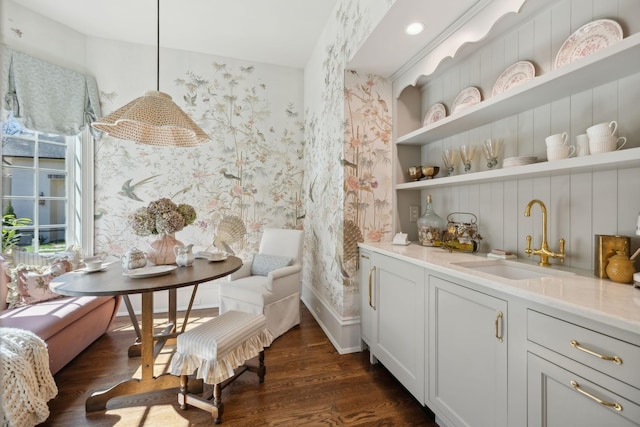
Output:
[[405, 22, 425, 36]]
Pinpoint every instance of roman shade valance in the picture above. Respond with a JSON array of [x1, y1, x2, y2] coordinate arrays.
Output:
[[2, 48, 101, 137]]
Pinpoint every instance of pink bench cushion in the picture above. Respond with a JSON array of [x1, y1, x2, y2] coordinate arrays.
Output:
[[0, 295, 114, 341]]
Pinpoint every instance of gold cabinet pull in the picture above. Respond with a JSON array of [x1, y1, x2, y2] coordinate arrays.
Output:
[[361, 254, 369, 260], [495, 311, 503, 342], [368, 266, 376, 310], [570, 380, 622, 411], [570, 340, 622, 365]]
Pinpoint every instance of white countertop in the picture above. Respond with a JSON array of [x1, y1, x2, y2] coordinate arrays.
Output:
[[359, 241, 640, 335]]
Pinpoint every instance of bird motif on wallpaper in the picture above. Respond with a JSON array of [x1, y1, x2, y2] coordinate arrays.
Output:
[[220, 168, 241, 182], [340, 158, 357, 170], [171, 185, 193, 199], [183, 93, 197, 107], [119, 174, 161, 201]]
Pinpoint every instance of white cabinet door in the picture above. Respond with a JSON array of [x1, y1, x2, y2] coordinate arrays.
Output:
[[527, 352, 640, 427], [428, 275, 508, 427], [372, 252, 425, 403], [359, 249, 377, 352]]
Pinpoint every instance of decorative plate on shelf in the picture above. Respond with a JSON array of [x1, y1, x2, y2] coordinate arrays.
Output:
[[123, 265, 177, 279], [491, 61, 536, 97], [423, 103, 447, 126], [554, 19, 623, 69], [451, 87, 481, 114]]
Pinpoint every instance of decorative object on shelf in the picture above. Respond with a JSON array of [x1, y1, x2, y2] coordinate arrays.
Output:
[[407, 166, 423, 181], [451, 87, 481, 114], [442, 148, 460, 176], [482, 138, 503, 169], [417, 195, 444, 247], [502, 156, 537, 168], [442, 212, 482, 253], [423, 103, 447, 126], [554, 19, 623, 69], [174, 243, 195, 267], [459, 144, 477, 173], [421, 166, 439, 179], [492, 61, 536, 97], [128, 197, 197, 265]]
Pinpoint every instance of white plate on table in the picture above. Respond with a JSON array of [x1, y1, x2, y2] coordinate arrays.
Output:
[[492, 61, 535, 97], [123, 265, 177, 279], [208, 255, 228, 262], [554, 19, 623, 69], [451, 87, 481, 114]]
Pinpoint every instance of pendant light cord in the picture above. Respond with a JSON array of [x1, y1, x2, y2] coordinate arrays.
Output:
[[156, 0, 160, 91]]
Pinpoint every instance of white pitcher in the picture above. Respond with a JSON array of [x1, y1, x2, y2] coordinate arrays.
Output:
[[174, 244, 195, 267]]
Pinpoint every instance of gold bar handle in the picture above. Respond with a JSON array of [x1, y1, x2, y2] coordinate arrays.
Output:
[[570, 380, 622, 411], [495, 311, 503, 342], [570, 340, 622, 365], [368, 266, 376, 310]]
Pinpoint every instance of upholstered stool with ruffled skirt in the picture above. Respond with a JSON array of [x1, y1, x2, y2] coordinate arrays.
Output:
[[169, 310, 273, 424]]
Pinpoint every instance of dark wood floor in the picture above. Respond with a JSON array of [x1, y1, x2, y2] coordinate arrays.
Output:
[[42, 303, 436, 426]]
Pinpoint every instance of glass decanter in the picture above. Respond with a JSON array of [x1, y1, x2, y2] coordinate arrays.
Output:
[[417, 195, 445, 247]]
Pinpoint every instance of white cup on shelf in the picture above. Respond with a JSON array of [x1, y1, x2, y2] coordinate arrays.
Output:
[[588, 135, 626, 154], [586, 121, 617, 138], [575, 134, 590, 157], [547, 144, 575, 161], [545, 132, 568, 147]]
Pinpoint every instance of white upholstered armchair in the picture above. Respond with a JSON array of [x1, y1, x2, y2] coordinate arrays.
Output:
[[219, 228, 304, 340]]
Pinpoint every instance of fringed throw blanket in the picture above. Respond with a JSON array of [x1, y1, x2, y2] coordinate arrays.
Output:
[[0, 328, 58, 427]]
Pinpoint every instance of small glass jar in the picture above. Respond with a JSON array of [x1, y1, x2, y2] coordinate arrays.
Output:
[[417, 195, 444, 247]]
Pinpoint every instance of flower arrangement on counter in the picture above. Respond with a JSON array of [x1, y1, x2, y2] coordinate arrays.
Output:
[[129, 198, 196, 236]]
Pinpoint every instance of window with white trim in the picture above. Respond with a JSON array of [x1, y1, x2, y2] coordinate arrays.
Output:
[[1, 114, 93, 254]]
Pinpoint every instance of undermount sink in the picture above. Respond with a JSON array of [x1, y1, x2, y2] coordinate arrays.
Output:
[[452, 259, 575, 281]]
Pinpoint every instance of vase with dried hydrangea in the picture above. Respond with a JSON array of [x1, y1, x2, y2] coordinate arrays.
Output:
[[128, 198, 197, 265]]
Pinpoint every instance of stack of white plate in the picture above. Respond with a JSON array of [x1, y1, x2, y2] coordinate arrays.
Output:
[[503, 156, 537, 168]]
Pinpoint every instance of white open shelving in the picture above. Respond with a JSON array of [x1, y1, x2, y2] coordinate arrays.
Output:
[[397, 32, 640, 146], [396, 147, 640, 190]]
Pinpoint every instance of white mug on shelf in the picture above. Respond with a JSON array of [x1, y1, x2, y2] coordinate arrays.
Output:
[[545, 132, 568, 147], [588, 135, 626, 154], [575, 134, 589, 157], [586, 121, 617, 138], [547, 144, 575, 161]]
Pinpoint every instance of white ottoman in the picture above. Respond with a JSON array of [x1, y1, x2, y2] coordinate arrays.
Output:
[[169, 310, 273, 424]]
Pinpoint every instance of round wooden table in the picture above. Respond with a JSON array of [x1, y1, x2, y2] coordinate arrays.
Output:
[[51, 257, 242, 412]]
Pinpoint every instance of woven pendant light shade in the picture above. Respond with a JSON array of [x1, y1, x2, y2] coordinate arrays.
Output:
[[92, 91, 209, 146]]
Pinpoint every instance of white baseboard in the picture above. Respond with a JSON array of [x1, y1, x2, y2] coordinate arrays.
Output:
[[301, 284, 361, 354]]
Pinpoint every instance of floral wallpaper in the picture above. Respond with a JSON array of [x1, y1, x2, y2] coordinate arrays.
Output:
[[303, 0, 394, 318], [92, 51, 305, 260]]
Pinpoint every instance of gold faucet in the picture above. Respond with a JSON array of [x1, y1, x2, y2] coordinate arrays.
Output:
[[524, 199, 566, 267]]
